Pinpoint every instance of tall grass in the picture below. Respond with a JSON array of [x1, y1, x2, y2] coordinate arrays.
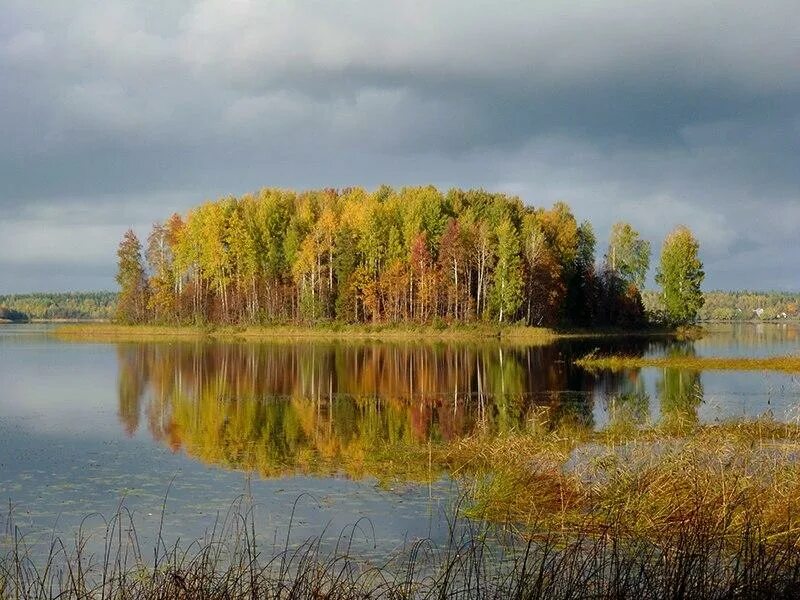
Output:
[[448, 418, 800, 542], [3, 492, 800, 599]]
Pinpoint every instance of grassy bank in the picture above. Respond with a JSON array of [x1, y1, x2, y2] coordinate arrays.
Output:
[[53, 322, 561, 344], [52, 322, 680, 344], [576, 353, 800, 373]]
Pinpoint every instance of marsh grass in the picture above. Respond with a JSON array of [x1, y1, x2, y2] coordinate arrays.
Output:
[[5, 416, 800, 598], [3, 489, 800, 599], [437, 417, 800, 546], [145, 405, 800, 545], [575, 353, 800, 373]]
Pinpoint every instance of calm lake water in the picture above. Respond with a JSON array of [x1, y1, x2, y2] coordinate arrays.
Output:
[[1, 323, 798, 558]]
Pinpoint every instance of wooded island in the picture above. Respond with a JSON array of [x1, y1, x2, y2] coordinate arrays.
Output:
[[115, 186, 704, 328]]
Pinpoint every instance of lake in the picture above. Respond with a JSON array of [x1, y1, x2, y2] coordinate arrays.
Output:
[[1, 323, 798, 560]]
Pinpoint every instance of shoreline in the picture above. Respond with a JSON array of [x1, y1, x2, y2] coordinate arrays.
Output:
[[51, 322, 678, 344]]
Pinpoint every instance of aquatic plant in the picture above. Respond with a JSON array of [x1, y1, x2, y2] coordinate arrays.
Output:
[[3, 490, 800, 599], [576, 353, 800, 374]]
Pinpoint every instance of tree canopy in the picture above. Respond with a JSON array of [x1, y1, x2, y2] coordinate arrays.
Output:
[[115, 229, 149, 324], [606, 222, 651, 290], [655, 226, 705, 324], [114, 186, 686, 329]]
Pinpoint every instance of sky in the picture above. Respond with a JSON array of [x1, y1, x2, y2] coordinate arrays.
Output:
[[1, 0, 798, 293]]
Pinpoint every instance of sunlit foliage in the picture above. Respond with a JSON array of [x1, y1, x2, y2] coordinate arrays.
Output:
[[115, 229, 149, 324], [117, 186, 680, 328], [656, 226, 705, 325]]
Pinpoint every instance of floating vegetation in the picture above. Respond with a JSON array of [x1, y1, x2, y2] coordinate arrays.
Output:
[[576, 353, 800, 373], [455, 419, 800, 535]]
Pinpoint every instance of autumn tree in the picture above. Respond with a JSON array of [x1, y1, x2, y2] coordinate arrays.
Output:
[[595, 222, 650, 327], [438, 218, 469, 321], [333, 225, 359, 321], [656, 226, 705, 324], [226, 199, 259, 321], [606, 222, 651, 290], [521, 213, 564, 326], [251, 189, 291, 320], [145, 213, 185, 323], [409, 232, 434, 321], [116, 229, 149, 324], [124, 185, 677, 329]]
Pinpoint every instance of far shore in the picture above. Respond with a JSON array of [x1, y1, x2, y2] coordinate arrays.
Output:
[[51, 322, 680, 344]]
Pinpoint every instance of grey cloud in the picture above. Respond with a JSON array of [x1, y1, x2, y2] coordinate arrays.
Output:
[[0, 0, 798, 292]]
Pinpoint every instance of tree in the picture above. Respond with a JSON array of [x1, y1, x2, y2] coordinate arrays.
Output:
[[438, 218, 468, 321], [116, 229, 148, 324], [535, 202, 580, 323], [537, 202, 578, 269], [489, 219, 523, 323], [333, 225, 359, 321], [145, 213, 185, 323], [565, 221, 597, 326], [655, 226, 705, 324], [521, 213, 564, 326], [197, 200, 235, 321], [606, 222, 650, 290], [409, 232, 434, 321]]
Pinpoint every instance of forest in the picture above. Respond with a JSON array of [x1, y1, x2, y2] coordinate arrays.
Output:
[[115, 186, 703, 328], [0, 292, 116, 320], [697, 291, 800, 321], [643, 290, 800, 321]]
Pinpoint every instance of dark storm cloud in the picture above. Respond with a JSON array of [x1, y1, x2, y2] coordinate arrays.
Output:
[[0, 0, 798, 292]]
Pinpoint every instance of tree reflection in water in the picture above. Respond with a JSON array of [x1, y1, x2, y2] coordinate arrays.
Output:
[[115, 338, 700, 478]]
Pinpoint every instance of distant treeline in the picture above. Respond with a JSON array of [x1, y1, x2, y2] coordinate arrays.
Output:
[[0, 292, 116, 321], [115, 186, 704, 327], [691, 291, 798, 321]]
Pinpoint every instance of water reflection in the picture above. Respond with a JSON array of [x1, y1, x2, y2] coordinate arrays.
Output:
[[114, 339, 721, 478], [698, 322, 800, 357], [658, 345, 703, 425]]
